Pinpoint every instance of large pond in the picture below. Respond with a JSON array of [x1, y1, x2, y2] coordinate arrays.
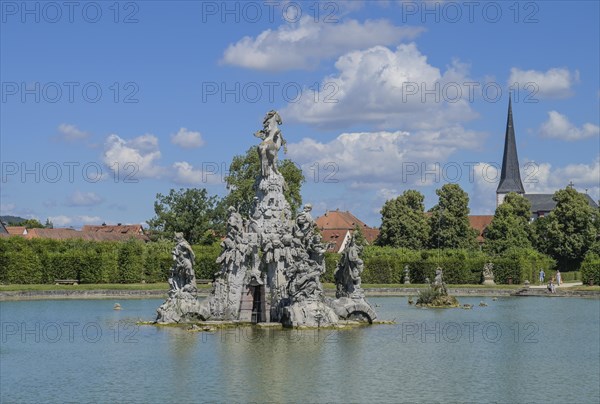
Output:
[[1, 296, 598, 403]]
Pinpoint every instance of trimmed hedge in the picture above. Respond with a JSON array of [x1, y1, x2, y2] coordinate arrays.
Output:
[[0, 237, 175, 284], [0, 238, 558, 286], [192, 243, 221, 280], [581, 252, 600, 286]]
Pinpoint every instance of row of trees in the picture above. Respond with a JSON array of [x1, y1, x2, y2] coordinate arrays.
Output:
[[378, 184, 599, 271], [378, 185, 478, 250], [144, 144, 596, 273]]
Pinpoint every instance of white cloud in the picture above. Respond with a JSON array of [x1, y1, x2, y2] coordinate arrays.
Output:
[[508, 68, 579, 99], [49, 215, 101, 227], [172, 161, 222, 185], [171, 128, 205, 149], [470, 160, 600, 213], [539, 111, 600, 141], [287, 127, 483, 185], [524, 159, 600, 197], [0, 203, 16, 216], [103, 134, 164, 179], [471, 163, 501, 214], [283, 44, 477, 129], [222, 17, 424, 71], [57, 124, 90, 141], [66, 191, 103, 207]]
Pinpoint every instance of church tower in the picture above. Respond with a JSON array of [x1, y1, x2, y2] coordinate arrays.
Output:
[[496, 96, 525, 206]]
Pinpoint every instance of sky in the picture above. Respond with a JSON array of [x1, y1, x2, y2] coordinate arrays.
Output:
[[1, 0, 599, 228]]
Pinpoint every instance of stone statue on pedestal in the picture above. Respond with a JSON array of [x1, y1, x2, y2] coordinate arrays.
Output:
[[155, 233, 203, 323], [482, 262, 495, 285], [334, 234, 365, 299], [432, 266, 448, 295], [328, 234, 377, 323], [168, 232, 197, 293], [403, 265, 411, 284]]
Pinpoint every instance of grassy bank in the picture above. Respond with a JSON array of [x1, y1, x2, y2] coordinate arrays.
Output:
[[0, 283, 211, 292], [0, 282, 523, 292]]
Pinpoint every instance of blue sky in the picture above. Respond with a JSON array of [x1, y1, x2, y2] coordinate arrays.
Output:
[[1, 0, 599, 227]]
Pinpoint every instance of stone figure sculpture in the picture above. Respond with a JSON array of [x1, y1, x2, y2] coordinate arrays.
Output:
[[416, 266, 458, 307], [160, 110, 377, 326], [334, 234, 365, 299], [432, 266, 448, 295], [168, 232, 197, 293], [155, 233, 202, 323], [403, 265, 411, 284], [327, 233, 377, 323], [254, 110, 285, 178], [482, 262, 495, 285]]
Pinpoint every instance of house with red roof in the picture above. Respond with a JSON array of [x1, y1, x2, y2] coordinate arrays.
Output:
[[315, 209, 379, 253]]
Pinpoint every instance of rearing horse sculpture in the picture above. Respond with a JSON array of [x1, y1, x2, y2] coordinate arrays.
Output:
[[254, 110, 285, 178]]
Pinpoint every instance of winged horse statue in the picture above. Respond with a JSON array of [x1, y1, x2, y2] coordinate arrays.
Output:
[[254, 110, 286, 178]]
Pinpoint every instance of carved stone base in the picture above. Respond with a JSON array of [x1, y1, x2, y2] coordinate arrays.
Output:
[[281, 300, 338, 328], [156, 291, 204, 324], [482, 276, 496, 286], [328, 297, 377, 323]]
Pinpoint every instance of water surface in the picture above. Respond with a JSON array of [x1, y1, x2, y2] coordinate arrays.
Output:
[[1, 296, 598, 403]]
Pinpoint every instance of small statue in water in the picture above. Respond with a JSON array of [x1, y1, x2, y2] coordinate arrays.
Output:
[[334, 234, 365, 299], [169, 232, 197, 294], [432, 267, 448, 296]]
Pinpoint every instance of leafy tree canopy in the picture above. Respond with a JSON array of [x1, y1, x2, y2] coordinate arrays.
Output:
[[428, 184, 477, 249], [221, 146, 305, 218], [16, 218, 45, 229], [147, 188, 223, 245], [536, 186, 596, 269], [484, 192, 532, 254], [377, 190, 429, 249]]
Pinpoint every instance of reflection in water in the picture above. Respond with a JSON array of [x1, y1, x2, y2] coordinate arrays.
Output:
[[0, 297, 598, 403]]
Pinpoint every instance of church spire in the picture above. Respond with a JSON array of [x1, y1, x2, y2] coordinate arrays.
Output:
[[496, 95, 525, 205]]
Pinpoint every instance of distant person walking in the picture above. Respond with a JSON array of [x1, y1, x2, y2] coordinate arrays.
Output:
[[539, 269, 545, 284], [556, 270, 562, 286]]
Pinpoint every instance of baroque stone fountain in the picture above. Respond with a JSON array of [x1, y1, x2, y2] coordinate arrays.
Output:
[[156, 110, 377, 327]]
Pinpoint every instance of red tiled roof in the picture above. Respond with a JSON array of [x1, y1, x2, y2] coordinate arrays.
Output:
[[82, 224, 144, 235], [26, 228, 149, 242], [321, 229, 349, 253], [316, 210, 380, 251], [6, 226, 27, 236], [316, 210, 369, 230], [468, 215, 494, 243]]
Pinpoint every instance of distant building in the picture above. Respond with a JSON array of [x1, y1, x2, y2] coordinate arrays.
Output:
[[82, 224, 145, 236], [469, 215, 494, 245], [525, 193, 598, 219], [0, 221, 9, 236], [496, 97, 598, 217], [315, 209, 379, 253], [26, 227, 149, 242], [6, 226, 27, 236]]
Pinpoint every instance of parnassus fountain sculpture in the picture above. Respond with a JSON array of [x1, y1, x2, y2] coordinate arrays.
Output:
[[156, 110, 377, 327]]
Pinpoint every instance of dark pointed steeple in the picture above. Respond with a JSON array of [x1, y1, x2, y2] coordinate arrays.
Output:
[[497, 95, 525, 198]]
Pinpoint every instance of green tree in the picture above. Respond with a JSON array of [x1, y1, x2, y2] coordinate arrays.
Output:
[[536, 186, 596, 270], [377, 190, 429, 249], [352, 224, 368, 247], [16, 218, 45, 229], [221, 146, 305, 217], [428, 184, 477, 249], [485, 192, 532, 254], [147, 188, 223, 244], [44, 218, 54, 229]]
